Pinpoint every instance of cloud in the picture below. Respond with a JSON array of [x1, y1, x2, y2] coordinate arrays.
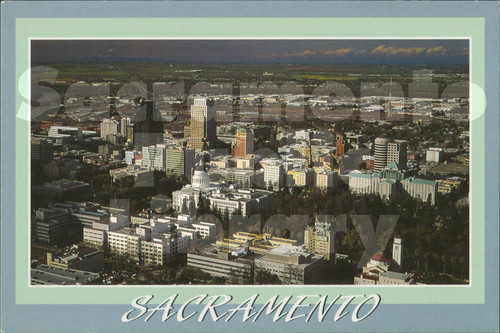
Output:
[[322, 48, 354, 57], [371, 45, 426, 56], [426, 46, 447, 55], [283, 50, 317, 58]]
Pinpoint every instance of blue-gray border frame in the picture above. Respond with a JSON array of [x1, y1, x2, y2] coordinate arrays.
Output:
[[1, 1, 498, 332]]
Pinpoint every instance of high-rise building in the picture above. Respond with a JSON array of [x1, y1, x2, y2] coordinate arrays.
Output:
[[31, 138, 54, 162], [165, 146, 196, 180], [141, 144, 168, 170], [120, 117, 131, 136], [304, 220, 336, 260], [125, 125, 134, 142], [374, 137, 407, 172], [100, 118, 119, 139], [189, 98, 216, 151], [374, 137, 390, 172], [233, 128, 254, 158], [387, 140, 407, 170], [263, 163, 285, 189], [336, 133, 346, 157], [133, 100, 164, 147]]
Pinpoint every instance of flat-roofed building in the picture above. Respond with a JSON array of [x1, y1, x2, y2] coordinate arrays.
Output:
[[108, 227, 141, 263], [142, 144, 168, 170], [31, 138, 54, 162], [401, 177, 437, 205], [209, 168, 264, 188], [287, 168, 314, 187], [72, 210, 109, 229], [141, 233, 189, 266], [109, 165, 154, 186], [426, 147, 443, 163], [187, 250, 255, 284], [304, 220, 335, 261], [165, 146, 195, 180], [33, 207, 72, 245], [315, 169, 338, 189], [46, 246, 104, 273], [254, 244, 324, 284], [264, 163, 285, 189], [31, 264, 100, 285]]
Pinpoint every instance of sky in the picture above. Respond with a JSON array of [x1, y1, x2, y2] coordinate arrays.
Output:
[[31, 39, 469, 65]]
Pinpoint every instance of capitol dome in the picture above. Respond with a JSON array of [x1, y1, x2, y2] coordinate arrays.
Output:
[[192, 163, 209, 188]]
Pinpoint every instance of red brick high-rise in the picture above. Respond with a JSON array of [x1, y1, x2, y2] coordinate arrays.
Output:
[[232, 128, 254, 158]]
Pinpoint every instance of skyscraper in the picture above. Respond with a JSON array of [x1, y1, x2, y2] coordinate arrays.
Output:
[[374, 137, 407, 172], [100, 118, 119, 139], [31, 138, 54, 162], [374, 137, 391, 172], [336, 133, 346, 157], [133, 100, 164, 147], [387, 140, 407, 170], [189, 98, 216, 151], [142, 144, 168, 170], [232, 128, 254, 158], [165, 146, 196, 181], [120, 117, 131, 136]]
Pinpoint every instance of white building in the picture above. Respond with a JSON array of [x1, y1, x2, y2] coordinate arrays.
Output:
[[142, 144, 170, 170], [120, 117, 131, 136], [426, 147, 443, 163], [109, 165, 154, 186], [100, 118, 119, 139], [254, 244, 324, 284], [348, 171, 380, 194], [401, 177, 437, 205], [264, 163, 285, 189]]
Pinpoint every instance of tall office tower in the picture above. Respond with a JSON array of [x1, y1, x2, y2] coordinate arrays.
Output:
[[374, 137, 407, 172], [336, 133, 346, 157], [189, 98, 216, 151], [232, 128, 254, 158], [374, 137, 391, 172], [31, 138, 54, 162], [120, 117, 131, 136], [125, 124, 134, 142], [392, 237, 403, 272], [142, 144, 168, 170], [100, 118, 119, 139], [133, 100, 164, 147], [387, 140, 407, 170], [165, 146, 196, 181]]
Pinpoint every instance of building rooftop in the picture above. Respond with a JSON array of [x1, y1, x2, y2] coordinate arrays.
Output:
[[31, 265, 100, 285], [380, 271, 413, 281], [371, 252, 392, 263]]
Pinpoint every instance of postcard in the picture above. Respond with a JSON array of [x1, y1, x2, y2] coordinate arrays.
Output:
[[1, 1, 498, 332]]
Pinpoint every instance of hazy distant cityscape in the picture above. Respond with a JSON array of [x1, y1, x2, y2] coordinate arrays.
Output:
[[30, 40, 470, 286]]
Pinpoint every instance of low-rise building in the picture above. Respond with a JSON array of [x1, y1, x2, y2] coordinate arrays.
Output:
[[109, 165, 154, 186], [187, 250, 255, 284], [31, 264, 100, 285], [46, 246, 104, 273], [254, 244, 324, 284]]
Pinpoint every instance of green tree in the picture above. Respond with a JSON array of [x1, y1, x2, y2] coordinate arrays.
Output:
[[255, 270, 281, 285]]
